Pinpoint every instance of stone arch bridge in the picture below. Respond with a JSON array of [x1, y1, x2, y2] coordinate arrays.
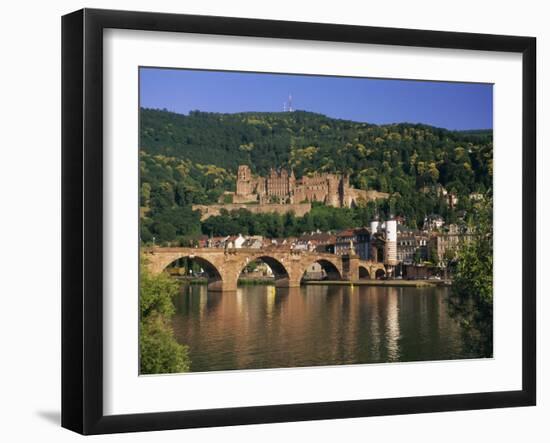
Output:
[[144, 247, 387, 292]]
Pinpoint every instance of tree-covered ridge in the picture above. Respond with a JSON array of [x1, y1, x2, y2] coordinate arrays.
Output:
[[141, 107, 492, 194], [139, 108, 493, 244]]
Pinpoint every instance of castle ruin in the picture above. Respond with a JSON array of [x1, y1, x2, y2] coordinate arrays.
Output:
[[194, 165, 389, 220], [233, 165, 385, 208]]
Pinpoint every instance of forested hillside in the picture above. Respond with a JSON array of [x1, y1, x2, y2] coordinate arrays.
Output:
[[140, 108, 492, 245]]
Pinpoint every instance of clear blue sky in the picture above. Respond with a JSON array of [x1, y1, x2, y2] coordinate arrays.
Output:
[[140, 67, 493, 130]]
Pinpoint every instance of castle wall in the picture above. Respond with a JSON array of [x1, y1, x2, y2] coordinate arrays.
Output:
[[344, 188, 389, 207], [193, 202, 312, 220], [232, 193, 257, 204]]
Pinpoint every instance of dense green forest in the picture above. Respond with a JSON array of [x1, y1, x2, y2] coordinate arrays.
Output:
[[140, 108, 493, 244]]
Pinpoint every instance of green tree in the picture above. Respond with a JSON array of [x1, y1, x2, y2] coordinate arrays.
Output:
[[447, 196, 493, 357], [154, 222, 177, 243], [140, 224, 153, 244], [140, 260, 191, 374], [140, 182, 151, 207], [140, 315, 191, 374]]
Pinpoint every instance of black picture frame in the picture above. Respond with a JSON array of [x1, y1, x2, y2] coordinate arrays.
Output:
[[62, 8, 536, 435]]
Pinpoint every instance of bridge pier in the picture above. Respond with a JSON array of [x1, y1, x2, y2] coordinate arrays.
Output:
[[342, 254, 360, 281], [208, 279, 238, 292], [274, 276, 301, 288]]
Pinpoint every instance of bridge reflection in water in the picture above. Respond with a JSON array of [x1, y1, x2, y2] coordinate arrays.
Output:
[[171, 284, 475, 373]]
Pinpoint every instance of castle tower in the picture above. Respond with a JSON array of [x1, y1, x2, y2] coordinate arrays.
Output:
[[288, 169, 296, 203], [236, 165, 252, 196], [384, 219, 398, 266], [339, 174, 350, 207], [326, 175, 339, 207]]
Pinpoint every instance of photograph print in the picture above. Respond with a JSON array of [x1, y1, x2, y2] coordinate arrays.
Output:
[[138, 68, 493, 375]]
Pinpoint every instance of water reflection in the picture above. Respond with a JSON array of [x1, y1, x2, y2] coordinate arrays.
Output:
[[171, 284, 476, 372], [385, 288, 400, 361]]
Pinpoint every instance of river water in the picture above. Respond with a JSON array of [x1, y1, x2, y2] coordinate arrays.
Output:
[[172, 284, 477, 372]]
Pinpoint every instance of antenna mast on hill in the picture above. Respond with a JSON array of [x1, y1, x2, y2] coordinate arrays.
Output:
[[288, 94, 293, 112]]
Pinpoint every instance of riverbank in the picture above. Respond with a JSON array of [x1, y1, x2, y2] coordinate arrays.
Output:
[[176, 277, 451, 288], [305, 279, 451, 288], [237, 277, 275, 285], [175, 277, 276, 285]]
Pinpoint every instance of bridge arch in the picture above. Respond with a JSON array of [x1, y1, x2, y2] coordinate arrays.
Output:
[[358, 266, 370, 280], [157, 254, 225, 291], [238, 255, 292, 288], [300, 257, 343, 282], [375, 268, 386, 280]]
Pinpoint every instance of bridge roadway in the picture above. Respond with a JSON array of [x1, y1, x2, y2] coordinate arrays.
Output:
[[144, 247, 387, 292]]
